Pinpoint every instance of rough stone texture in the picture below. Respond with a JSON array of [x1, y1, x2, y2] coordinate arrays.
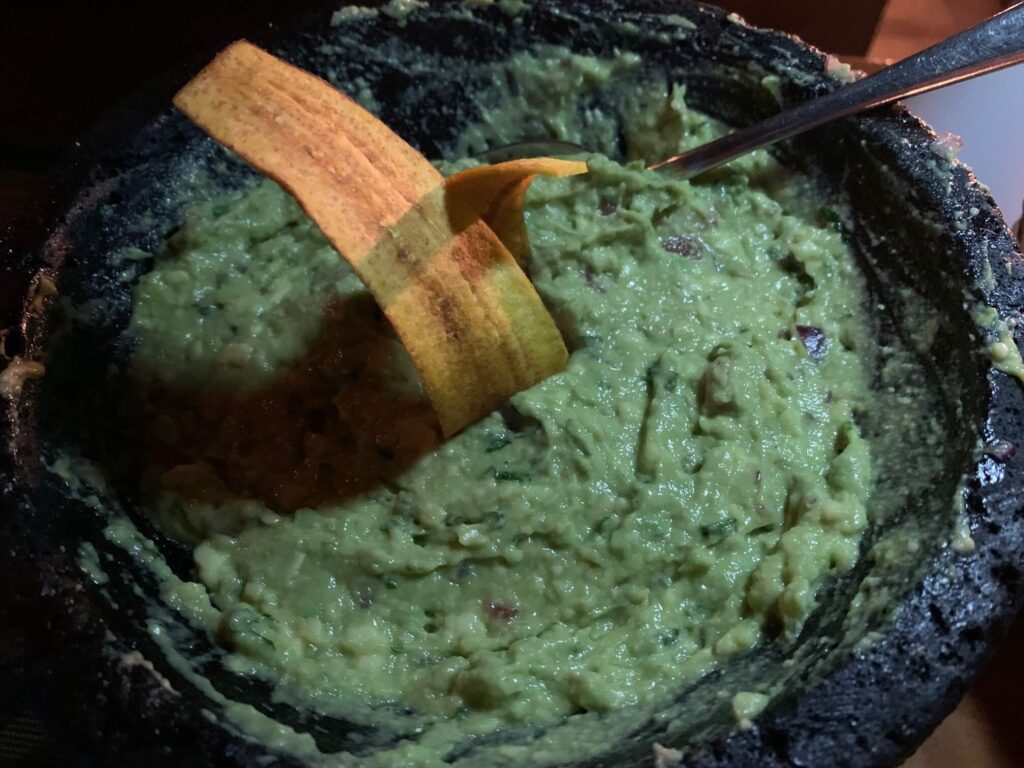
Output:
[[1, 2, 1023, 767]]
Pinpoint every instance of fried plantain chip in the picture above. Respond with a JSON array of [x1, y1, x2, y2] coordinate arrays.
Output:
[[175, 41, 571, 435]]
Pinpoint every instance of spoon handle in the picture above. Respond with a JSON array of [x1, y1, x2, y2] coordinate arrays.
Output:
[[651, 2, 1024, 176]]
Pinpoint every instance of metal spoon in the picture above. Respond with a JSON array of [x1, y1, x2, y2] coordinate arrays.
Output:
[[481, 2, 1024, 178]]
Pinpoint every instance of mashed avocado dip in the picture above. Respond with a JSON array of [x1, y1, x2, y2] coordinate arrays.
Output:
[[125, 47, 872, 768]]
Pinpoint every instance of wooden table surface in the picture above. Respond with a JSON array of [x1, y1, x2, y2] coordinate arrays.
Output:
[[1, 3, 1021, 767]]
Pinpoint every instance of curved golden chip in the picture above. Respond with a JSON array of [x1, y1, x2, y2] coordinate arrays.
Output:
[[174, 40, 569, 436], [446, 158, 589, 260]]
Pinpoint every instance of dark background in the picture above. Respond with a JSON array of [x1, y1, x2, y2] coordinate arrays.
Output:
[[0, 1, 890, 228], [0, 1, 887, 144]]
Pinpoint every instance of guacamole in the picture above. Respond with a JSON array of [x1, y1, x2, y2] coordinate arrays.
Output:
[[126, 51, 871, 768]]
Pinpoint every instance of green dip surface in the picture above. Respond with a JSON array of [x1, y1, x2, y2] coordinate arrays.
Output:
[[126, 47, 872, 768]]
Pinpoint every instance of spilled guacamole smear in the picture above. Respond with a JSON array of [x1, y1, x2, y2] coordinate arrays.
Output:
[[121, 46, 872, 768]]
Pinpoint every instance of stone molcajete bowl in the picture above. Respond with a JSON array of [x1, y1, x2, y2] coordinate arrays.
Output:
[[2, 1, 1023, 766]]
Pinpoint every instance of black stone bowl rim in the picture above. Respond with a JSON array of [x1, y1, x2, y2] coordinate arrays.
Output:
[[1, 1, 1024, 767]]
